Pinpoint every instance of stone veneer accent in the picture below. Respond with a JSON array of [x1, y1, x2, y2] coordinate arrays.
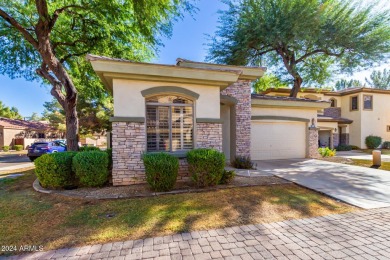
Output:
[[196, 123, 222, 151], [111, 122, 146, 186], [324, 107, 341, 118], [333, 133, 340, 148], [220, 80, 251, 157], [308, 127, 320, 158]]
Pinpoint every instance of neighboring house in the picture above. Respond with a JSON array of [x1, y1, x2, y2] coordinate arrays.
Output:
[[88, 55, 329, 185], [261, 88, 390, 149], [0, 117, 61, 149]]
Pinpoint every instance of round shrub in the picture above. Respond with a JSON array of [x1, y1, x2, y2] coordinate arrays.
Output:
[[219, 169, 236, 185], [382, 141, 390, 149], [73, 151, 109, 187], [2, 146, 10, 152], [365, 135, 382, 149], [142, 152, 179, 191], [79, 146, 101, 152], [34, 152, 77, 188], [187, 149, 225, 187], [13, 145, 23, 151], [231, 155, 254, 169], [336, 144, 352, 151]]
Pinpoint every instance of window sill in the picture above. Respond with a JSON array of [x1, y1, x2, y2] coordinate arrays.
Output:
[[145, 151, 188, 158]]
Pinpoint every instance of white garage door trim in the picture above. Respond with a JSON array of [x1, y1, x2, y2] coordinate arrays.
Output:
[[251, 119, 308, 160]]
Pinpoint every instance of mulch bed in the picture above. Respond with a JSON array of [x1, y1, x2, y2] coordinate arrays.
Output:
[[34, 175, 290, 200]]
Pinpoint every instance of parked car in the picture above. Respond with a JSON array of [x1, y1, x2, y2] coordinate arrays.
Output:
[[27, 141, 67, 161]]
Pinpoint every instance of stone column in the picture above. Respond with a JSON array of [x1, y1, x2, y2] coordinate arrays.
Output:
[[308, 127, 320, 158], [196, 122, 223, 151], [220, 80, 251, 158], [111, 122, 146, 186]]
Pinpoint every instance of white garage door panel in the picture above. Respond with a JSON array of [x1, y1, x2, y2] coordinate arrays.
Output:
[[251, 121, 306, 160]]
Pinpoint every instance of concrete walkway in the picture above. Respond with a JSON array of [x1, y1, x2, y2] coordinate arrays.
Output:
[[6, 208, 390, 260], [336, 150, 390, 162], [257, 159, 390, 209]]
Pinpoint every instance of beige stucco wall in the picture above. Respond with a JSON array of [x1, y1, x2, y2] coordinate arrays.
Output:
[[318, 121, 338, 130], [339, 93, 362, 147], [113, 79, 221, 119], [360, 93, 390, 147], [2, 128, 24, 147], [0, 127, 3, 148], [251, 107, 317, 121]]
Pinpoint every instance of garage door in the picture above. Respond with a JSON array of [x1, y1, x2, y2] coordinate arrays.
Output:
[[251, 121, 306, 160]]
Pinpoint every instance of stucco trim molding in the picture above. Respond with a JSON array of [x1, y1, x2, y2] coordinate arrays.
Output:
[[141, 86, 200, 100], [196, 118, 224, 123], [110, 117, 145, 123], [220, 95, 238, 105], [251, 116, 310, 123]]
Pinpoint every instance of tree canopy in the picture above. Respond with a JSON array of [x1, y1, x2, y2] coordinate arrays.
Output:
[[365, 69, 390, 89], [207, 0, 390, 97], [0, 101, 22, 119], [0, 0, 193, 150]]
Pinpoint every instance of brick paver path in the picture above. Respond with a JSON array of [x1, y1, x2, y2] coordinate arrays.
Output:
[[5, 208, 390, 260]]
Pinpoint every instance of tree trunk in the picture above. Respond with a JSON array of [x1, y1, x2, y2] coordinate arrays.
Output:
[[65, 102, 79, 151], [290, 76, 303, 97]]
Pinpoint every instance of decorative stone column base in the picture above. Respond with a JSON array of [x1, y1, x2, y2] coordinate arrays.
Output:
[[340, 133, 350, 145], [308, 127, 320, 158], [333, 133, 340, 148]]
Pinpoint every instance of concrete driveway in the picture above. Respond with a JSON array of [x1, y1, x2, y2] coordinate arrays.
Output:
[[255, 159, 390, 209], [0, 153, 33, 172]]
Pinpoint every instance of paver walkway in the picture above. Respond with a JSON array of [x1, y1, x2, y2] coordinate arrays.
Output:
[[257, 159, 390, 209], [5, 207, 390, 260]]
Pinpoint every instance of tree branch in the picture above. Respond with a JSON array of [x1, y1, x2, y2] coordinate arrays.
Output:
[[50, 4, 86, 29], [296, 49, 344, 63], [0, 8, 38, 49], [60, 50, 90, 63], [36, 63, 66, 108]]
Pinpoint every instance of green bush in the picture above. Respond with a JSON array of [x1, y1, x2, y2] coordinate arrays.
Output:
[[106, 148, 112, 170], [382, 141, 390, 149], [34, 152, 77, 188], [336, 144, 352, 151], [79, 146, 101, 152], [72, 151, 109, 187], [187, 149, 225, 187], [2, 146, 10, 152], [231, 155, 254, 169], [219, 169, 236, 185], [350, 145, 360, 150], [142, 153, 179, 191], [13, 145, 23, 151], [318, 147, 336, 157], [365, 135, 382, 149]]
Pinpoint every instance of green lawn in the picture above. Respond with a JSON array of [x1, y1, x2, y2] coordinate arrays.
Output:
[[361, 149, 390, 155], [349, 159, 390, 171], [0, 170, 357, 255]]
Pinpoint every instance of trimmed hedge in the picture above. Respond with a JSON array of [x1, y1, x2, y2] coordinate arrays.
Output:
[[365, 135, 382, 149], [73, 151, 109, 187], [219, 169, 235, 185], [2, 146, 10, 152], [142, 153, 179, 191], [13, 145, 23, 151], [187, 149, 225, 187], [336, 144, 352, 151], [231, 155, 254, 169], [79, 146, 101, 152], [382, 141, 390, 149], [34, 152, 77, 188]]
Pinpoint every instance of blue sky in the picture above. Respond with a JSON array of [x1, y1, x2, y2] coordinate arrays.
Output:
[[0, 0, 388, 117]]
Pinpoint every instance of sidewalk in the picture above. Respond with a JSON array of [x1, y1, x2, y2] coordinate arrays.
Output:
[[6, 207, 390, 260]]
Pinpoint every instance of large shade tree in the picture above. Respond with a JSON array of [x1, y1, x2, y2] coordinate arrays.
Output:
[[208, 0, 390, 97], [0, 101, 22, 119], [0, 0, 193, 150], [366, 69, 390, 89]]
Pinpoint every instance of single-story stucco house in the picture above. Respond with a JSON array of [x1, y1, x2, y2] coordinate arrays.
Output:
[[87, 55, 329, 186], [262, 87, 390, 149]]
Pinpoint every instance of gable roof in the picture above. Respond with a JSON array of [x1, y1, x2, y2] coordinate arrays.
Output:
[[261, 87, 390, 96], [0, 117, 51, 130]]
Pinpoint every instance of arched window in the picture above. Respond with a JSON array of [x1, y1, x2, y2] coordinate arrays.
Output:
[[330, 98, 337, 108], [146, 95, 194, 152]]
